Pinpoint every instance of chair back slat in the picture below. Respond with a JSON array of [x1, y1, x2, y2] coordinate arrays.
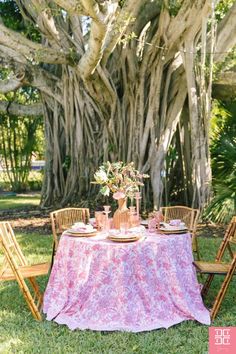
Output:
[[50, 207, 90, 251], [0, 222, 27, 277], [160, 206, 200, 258], [228, 216, 236, 245], [216, 216, 236, 261], [161, 206, 199, 232]]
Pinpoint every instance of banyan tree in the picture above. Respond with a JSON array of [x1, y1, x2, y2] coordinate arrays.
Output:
[[0, 0, 236, 208]]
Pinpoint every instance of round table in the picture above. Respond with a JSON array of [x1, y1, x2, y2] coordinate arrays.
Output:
[[43, 230, 210, 332]]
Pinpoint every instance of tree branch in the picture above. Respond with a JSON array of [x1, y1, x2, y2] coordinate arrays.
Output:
[[166, 0, 212, 62], [102, 0, 144, 65], [0, 75, 23, 93], [0, 45, 27, 65], [77, 0, 119, 79], [0, 101, 43, 116], [0, 22, 75, 65], [52, 0, 86, 15], [214, 2, 236, 63]]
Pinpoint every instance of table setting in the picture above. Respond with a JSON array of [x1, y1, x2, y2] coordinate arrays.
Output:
[[43, 162, 210, 332], [44, 216, 210, 331]]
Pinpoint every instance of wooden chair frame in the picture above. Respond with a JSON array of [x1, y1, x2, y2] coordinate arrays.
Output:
[[0, 222, 50, 321], [50, 207, 90, 263], [161, 205, 200, 259], [193, 216, 236, 320]]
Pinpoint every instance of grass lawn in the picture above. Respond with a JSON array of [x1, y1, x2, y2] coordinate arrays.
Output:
[[0, 232, 235, 354], [0, 195, 40, 211]]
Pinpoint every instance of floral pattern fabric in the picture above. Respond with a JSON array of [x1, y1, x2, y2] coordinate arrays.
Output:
[[43, 232, 210, 332]]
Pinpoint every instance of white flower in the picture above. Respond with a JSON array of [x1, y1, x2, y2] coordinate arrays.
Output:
[[94, 170, 108, 182]]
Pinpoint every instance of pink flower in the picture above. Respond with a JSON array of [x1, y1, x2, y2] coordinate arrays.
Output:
[[113, 191, 126, 200]]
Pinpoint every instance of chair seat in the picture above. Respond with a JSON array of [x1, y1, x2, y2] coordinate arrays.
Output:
[[0, 262, 50, 281], [193, 261, 233, 274]]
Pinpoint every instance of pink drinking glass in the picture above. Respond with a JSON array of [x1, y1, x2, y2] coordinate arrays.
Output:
[[95, 211, 104, 231], [155, 211, 164, 230], [148, 218, 157, 233]]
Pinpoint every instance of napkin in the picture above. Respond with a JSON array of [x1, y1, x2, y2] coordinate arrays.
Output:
[[71, 223, 95, 232]]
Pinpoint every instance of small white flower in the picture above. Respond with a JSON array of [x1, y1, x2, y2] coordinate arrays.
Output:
[[94, 170, 108, 182]]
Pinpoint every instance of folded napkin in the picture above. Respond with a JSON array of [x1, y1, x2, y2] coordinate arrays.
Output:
[[129, 225, 146, 233], [71, 223, 95, 233]]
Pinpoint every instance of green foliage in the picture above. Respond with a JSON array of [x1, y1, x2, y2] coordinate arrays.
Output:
[[0, 0, 22, 31], [0, 113, 43, 192], [0, 171, 43, 192], [213, 46, 236, 79], [119, 0, 126, 7], [0, 67, 44, 192], [62, 155, 71, 173], [28, 171, 43, 191], [204, 100, 236, 223], [215, 0, 235, 22], [0, 0, 41, 42], [167, 0, 183, 17]]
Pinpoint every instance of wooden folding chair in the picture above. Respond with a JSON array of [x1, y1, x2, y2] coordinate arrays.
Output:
[[193, 216, 236, 320], [50, 207, 90, 263], [0, 221, 50, 321], [160, 205, 200, 259]]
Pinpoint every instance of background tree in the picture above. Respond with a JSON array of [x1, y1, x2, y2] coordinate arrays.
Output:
[[0, 76, 43, 192], [0, 0, 235, 208]]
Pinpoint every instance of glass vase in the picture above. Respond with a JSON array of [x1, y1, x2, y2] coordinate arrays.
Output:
[[113, 198, 129, 229]]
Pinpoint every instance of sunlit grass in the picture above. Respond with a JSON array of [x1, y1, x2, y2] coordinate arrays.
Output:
[[0, 195, 40, 211], [0, 233, 235, 353]]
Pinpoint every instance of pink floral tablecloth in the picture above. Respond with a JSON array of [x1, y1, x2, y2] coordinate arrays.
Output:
[[43, 231, 210, 332]]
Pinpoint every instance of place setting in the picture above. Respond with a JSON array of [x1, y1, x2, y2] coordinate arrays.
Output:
[[158, 220, 188, 235], [64, 222, 97, 237]]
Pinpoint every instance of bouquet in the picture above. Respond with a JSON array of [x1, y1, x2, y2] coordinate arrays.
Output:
[[92, 161, 149, 199]]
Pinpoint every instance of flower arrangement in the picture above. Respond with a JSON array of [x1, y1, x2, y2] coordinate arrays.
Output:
[[92, 161, 149, 199]]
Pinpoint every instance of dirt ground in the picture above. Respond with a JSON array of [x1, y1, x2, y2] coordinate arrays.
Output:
[[0, 208, 51, 234]]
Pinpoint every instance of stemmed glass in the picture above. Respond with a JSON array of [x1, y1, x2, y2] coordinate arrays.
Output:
[[103, 205, 111, 232]]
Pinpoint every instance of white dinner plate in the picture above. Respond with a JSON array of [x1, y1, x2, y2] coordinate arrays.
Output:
[[66, 228, 97, 234]]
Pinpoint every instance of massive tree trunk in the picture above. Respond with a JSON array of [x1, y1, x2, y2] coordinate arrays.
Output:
[[0, 0, 236, 209]]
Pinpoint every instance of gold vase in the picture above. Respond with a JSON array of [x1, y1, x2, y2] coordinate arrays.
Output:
[[113, 198, 129, 229]]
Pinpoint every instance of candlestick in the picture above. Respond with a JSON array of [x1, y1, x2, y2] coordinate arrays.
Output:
[[135, 192, 141, 224], [103, 205, 111, 232]]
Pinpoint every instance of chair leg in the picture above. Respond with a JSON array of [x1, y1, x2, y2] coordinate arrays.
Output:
[[210, 262, 236, 321], [195, 238, 200, 261], [201, 274, 215, 298], [192, 233, 200, 260], [50, 242, 56, 270], [29, 277, 44, 307], [15, 274, 42, 321]]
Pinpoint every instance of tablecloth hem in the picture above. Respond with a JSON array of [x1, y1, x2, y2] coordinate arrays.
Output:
[[48, 315, 211, 332]]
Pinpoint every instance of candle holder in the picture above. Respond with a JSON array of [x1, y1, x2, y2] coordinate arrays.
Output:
[[128, 206, 136, 228], [103, 205, 111, 231], [135, 192, 141, 225]]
